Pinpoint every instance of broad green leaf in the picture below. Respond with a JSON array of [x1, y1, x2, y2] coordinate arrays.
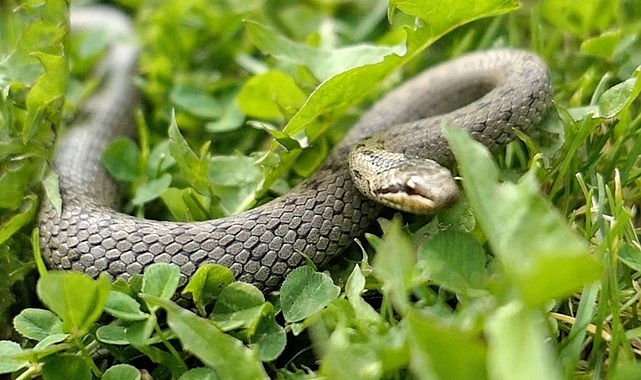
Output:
[[618, 243, 641, 272], [24, 50, 66, 143], [237, 70, 306, 119], [280, 266, 340, 323], [41, 355, 91, 380], [179, 367, 221, 380], [0, 196, 38, 245], [486, 303, 562, 380], [104, 291, 149, 321], [168, 112, 211, 194], [182, 263, 235, 314], [36, 272, 110, 335], [102, 137, 140, 182], [208, 155, 264, 215], [0, 341, 27, 374], [211, 282, 266, 331], [372, 219, 416, 314], [171, 84, 224, 119], [142, 295, 268, 379], [281, 0, 517, 141], [320, 325, 383, 380], [444, 126, 602, 306], [345, 264, 381, 323], [131, 173, 172, 206], [12, 308, 63, 341], [141, 263, 181, 302], [161, 187, 210, 222], [406, 310, 487, 380], [41, 172, 61, 215], [96, 325, 129, 345], [250, 311, 286, 361], [103, 364, 141, 380], [598, 72, 641, 118], [418, 230, 486, 294], [245, 21, 405, 82], [581, 29, 623, 59]]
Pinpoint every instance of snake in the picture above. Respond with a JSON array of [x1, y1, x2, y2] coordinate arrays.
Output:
[[38, 6, 552, 290]]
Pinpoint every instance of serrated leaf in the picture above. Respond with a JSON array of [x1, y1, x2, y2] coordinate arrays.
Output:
[[237, 70, 306, 119], [245, 21, 405, 82]]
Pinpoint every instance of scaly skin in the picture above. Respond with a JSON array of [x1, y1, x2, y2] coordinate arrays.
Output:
[[38, 7, 552, 290]]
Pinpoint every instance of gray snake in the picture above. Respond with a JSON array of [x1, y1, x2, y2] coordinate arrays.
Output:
[[38, 7, 552, 290]]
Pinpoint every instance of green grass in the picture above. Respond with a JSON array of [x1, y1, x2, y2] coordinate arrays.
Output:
[[1, 0, 641, 378]]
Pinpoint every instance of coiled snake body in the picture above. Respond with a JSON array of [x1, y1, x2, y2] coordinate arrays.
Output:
[[38, 7, 552, 290]]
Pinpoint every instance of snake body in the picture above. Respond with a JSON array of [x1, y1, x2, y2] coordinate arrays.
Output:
[[38, 7, 552, 290]]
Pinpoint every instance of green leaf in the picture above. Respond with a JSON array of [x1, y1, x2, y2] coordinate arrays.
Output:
[[12, 308, 63, 341], [280, 0, 517, 143], [41, 354, 92, 380], [168, 112, 211, 194], [0, 341, 28, 374], [208, 155, 264, 215], [0, 196, 38, 245], [142, 295, 268, 379], [444, 126, 602, 306], [104, 291, 149, 321], [372, 219, 416, 314], [406, 310, 487, 380], [245, 21, 405, 82], [103, 364, 141, 380], [182, 263, 235, 314], [211, 282, 266, 331], [320, 325, 383, 380], [102, 137, 141, 182], [280, 266, 340, 323], [486, 303, 562, 380], [131, 173, 172, 206], [141, 263, 181, 302], [96, 324, 129, 345], [171, 84, 224, 119], [618, 243, 641, 272], [598, 72, 641, 118], [237, 70, 306, 119], [418, 230, 486, 294], [36, 272, 110, 334], [179, 367, 222, 380], [250, 311, 286, 361], [24, 50, 66, 143], [345, 264, 381, 323]]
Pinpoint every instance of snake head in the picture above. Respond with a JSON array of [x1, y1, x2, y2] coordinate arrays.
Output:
[[372, 159, 459, 214], [350, 145, 459, 214]]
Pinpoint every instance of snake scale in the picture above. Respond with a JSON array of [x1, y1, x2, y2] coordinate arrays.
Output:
[[38, 7, 552, 290]]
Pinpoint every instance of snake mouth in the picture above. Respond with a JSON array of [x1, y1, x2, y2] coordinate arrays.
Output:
[[374, 175, 459, 214]]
